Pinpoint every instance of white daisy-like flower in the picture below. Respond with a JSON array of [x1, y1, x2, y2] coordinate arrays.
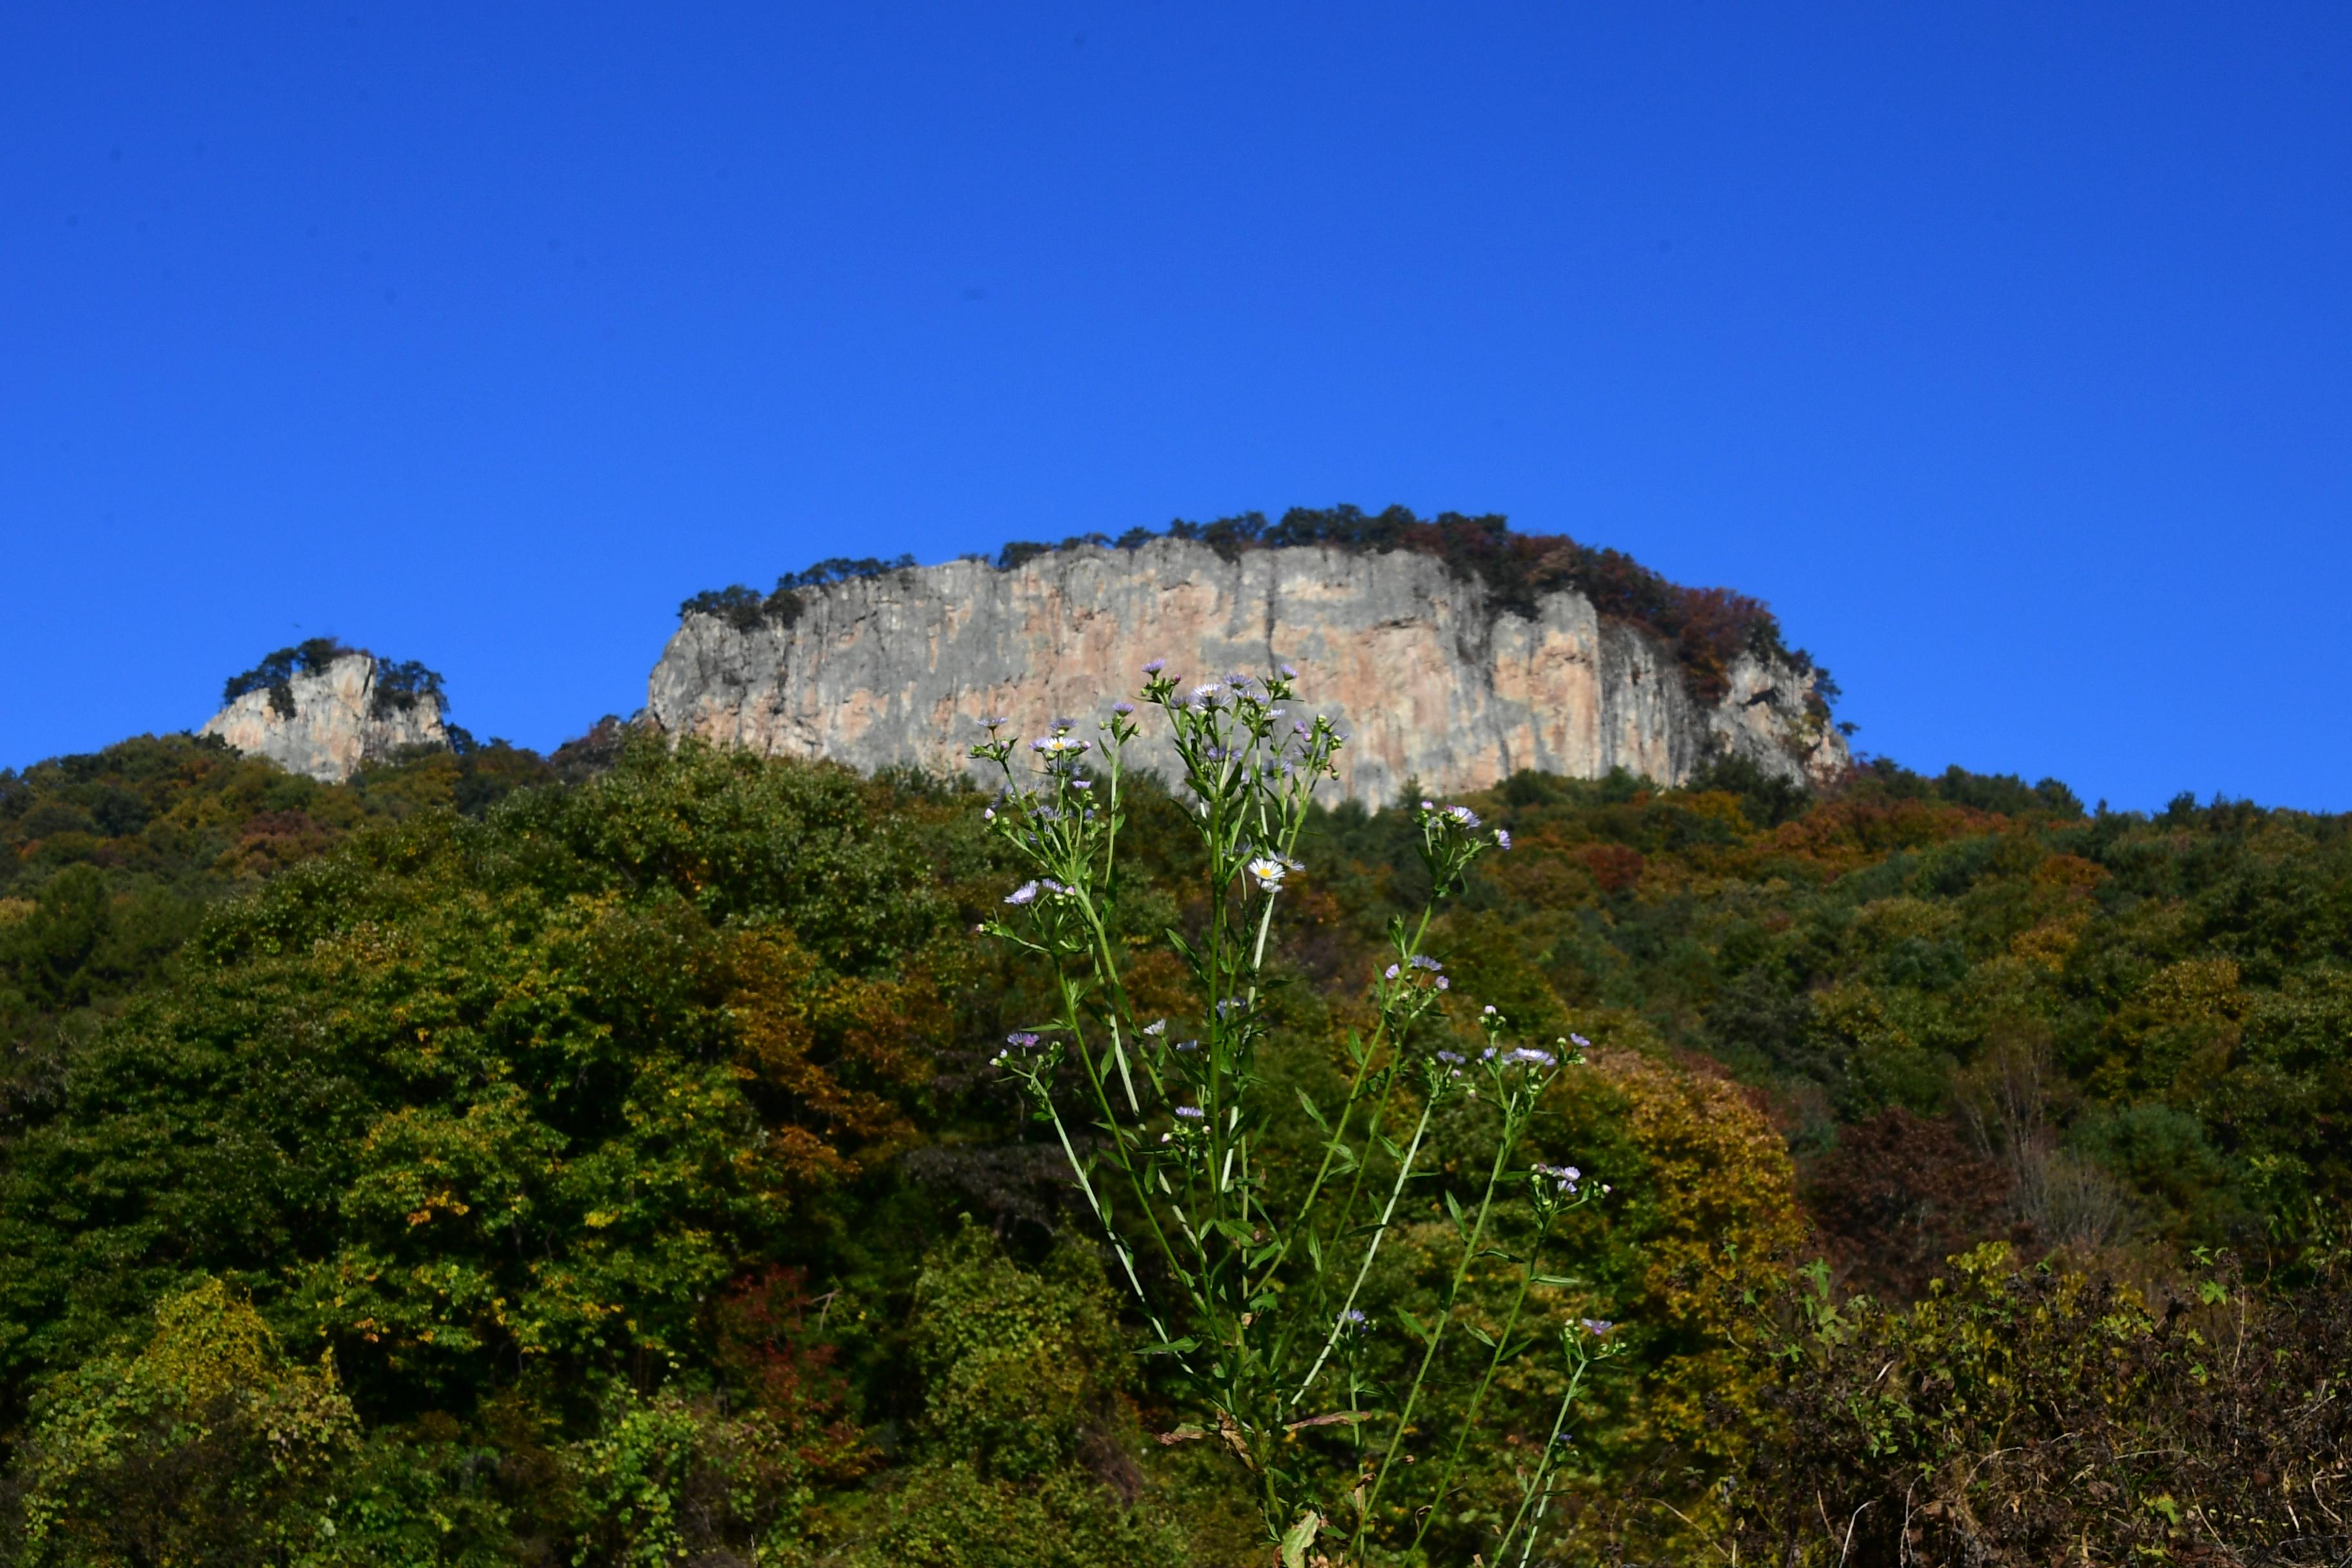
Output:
[[1246, 856, 1287, 889]]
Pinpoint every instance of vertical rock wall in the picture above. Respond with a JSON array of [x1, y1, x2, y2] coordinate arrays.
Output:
[[200, 654, 447, 783], [646, 540, 1845, 802]]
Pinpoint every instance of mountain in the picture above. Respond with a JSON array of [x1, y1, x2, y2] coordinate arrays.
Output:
[[647, 534, 1848, 801], [200, 649, 447, 782]]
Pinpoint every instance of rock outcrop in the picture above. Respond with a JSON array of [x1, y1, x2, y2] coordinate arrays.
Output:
[[647, 540, 1845, 803], [200, 653, 447, 783]]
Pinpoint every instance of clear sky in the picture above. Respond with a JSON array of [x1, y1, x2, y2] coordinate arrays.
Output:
[[5, 3, 2347, 810]]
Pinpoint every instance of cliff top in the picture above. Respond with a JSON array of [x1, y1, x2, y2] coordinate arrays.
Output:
[[203, 644, 451, 783], [222, 638, 446, 723], [680, 505, 1833, 713]]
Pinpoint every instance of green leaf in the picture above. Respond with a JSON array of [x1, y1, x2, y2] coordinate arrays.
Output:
[[1278, 1510, 1324, 1568], [1444, 1190, 1467, 1231], [1295, 1087, 1330, 1132]]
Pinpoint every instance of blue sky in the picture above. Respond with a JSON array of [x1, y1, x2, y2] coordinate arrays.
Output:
[[5, 3, 2347, 810]]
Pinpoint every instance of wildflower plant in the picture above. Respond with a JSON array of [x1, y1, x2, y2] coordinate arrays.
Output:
[[972, 665, 1615, 1565]]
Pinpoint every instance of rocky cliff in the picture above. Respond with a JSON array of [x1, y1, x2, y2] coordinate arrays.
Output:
[[647, 539, 1846, 803], [200, 652, 448, 783]]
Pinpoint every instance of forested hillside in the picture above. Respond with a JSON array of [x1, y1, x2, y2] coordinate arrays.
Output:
[[0, 708, 2346, 1565]]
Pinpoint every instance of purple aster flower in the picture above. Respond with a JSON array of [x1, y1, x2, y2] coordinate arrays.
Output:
[[1495, 828, 1512, 850], [1569, 1032, 1591, 1048], [1112, 701, 1135, 716], [1279, 663, 1298, 679], [1175, 1104, 1206, 1121], [1004, 1032, 1041, 1050], [1142, 659, 1165, 674], [1003, 881, 1039, 905], [1446, 805, 1482, 828], [1582, 1318, 1615, 1337]]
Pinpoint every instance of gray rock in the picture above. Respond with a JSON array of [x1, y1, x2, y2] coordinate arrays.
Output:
[[647, 540, 1845, 803], [200, 653, 447, 783]]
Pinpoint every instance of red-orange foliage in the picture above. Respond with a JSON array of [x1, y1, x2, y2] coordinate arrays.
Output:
[[724, 928, 941, 1188], [1761, 796, 1999, 873], [1580, 843, 1647, 894], [710, 1266, 874, 1480], [1802, 1108, 2016, 1302]]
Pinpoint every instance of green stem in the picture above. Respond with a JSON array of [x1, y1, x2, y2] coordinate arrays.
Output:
[[1494, 1343, 1591, 1565], [1289, 1094, 1437, 1407], [1254, 903, 1436, 1317], [1353, 1116, 1522, 1553], [1411, 1213, 1558, 1548], [1056, 971, 1204, 1326], [1036, 1092, 1179, 1360]]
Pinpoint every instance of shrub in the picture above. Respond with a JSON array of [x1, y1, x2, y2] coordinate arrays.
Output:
[[1726, 1244, 2352, 1565], [6, 1277, 358, 1567]]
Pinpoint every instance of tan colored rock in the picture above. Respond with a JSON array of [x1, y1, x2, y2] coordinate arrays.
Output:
[[199, 653, 447, 783], [647, 539, 1846, 803]]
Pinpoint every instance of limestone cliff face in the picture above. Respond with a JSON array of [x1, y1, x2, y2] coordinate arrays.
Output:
[[647, 540, 1846, 803], [200, 654, 447, 783]]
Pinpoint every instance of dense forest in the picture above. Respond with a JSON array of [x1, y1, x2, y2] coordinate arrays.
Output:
[[0, 695, 2347, 1565]]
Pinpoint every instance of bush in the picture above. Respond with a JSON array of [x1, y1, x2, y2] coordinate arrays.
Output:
[[5, 1278, 357, 1567], [1726, 1244, 2352, 1565], [836, 1229, 1188, 1568]]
